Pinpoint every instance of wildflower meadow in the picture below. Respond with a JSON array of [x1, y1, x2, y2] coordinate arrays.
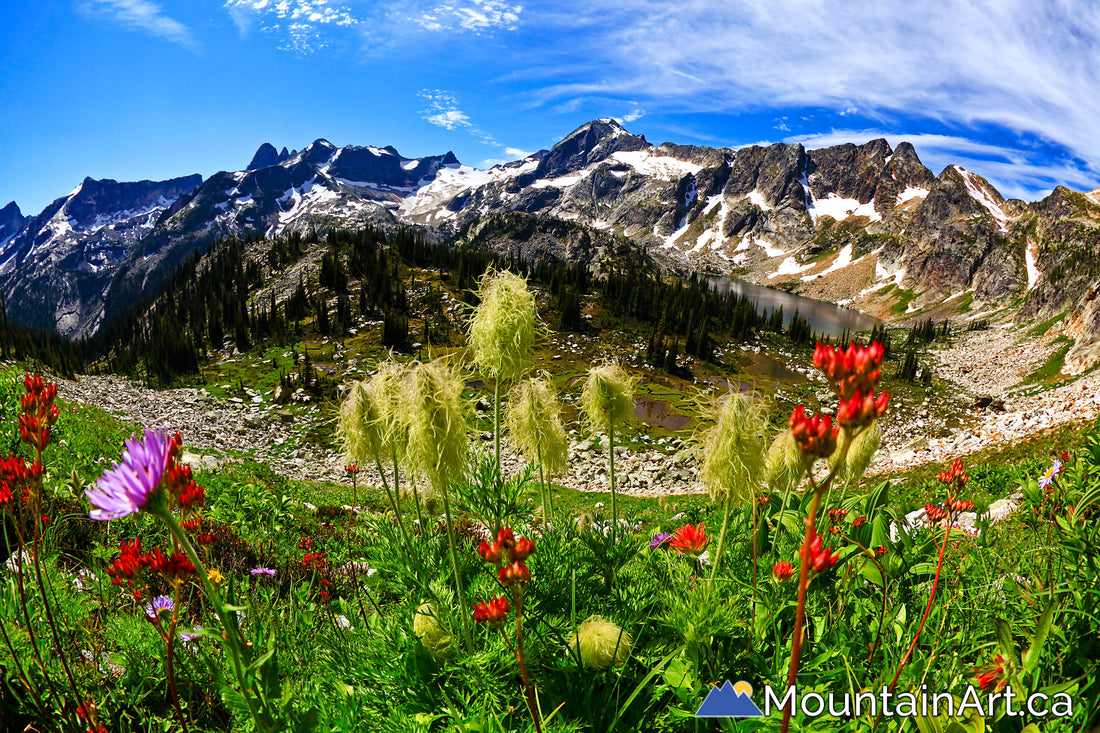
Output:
[[1, 270, 1099, 732]]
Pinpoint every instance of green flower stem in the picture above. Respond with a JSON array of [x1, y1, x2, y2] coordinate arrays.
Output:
[[161, 512, 273, 727], [439, 485, 473, 648], [10, 520, 65, 712], [494, 379, 503, 533], [375, 457, 417, 565], [709, 489, 734, 581], [166, 584, 190, 733], [608, 419, 617, 545]]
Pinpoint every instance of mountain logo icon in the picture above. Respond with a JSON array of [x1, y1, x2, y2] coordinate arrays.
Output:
[[695, 680, 765, 717]]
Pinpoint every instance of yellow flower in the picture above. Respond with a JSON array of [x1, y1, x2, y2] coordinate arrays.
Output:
[[207, 568, 223, 584]]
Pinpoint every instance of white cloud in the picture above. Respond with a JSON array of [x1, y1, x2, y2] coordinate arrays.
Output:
[[419, 90, 474, 131], [531, 0, 1100, 188], [224, 0, 358, 53], [504, 147, 533, 158], [622, 108, 645, 123], [81, 0, 200, 53], [413, 0, 523, 32]]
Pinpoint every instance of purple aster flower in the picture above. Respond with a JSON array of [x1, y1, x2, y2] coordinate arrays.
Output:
[[145, 595, 175, 621], [1038, 459, 1063, 490], [250, 567, 276, 577], [650, 532, 674, 550], [86, 429, 172, 521], [179, 626, 202, 643]]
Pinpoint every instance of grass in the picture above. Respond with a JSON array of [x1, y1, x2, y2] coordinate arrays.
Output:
[[1025, 335, 1073, 384], [1027, 310, 1068, 338], [888, 287, 919, 315]]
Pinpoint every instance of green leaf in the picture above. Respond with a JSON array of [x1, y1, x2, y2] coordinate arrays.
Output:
[[860, 559, 883, 586], [865, 479, 890, 513], [994, 618, 1018, 662], [1022, 601, 1058, 675], [870, 514, 889, 549]]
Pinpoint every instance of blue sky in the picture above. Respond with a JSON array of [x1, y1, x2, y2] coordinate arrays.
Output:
[[3, 0, 1099, 216]]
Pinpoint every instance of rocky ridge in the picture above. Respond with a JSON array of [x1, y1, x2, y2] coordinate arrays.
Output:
[[7, 119, 1100, 363]]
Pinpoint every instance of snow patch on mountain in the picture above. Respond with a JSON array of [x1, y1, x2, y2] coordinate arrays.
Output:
[[768, 255, 813, 279], [808, 193, 881, 223], [610, 150, 703, 181], [1026, 240, 1041, 290], [896, 186, 929, 205], [746, 190, 772, 211]]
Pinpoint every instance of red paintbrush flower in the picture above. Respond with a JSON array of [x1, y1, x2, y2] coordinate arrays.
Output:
[[473, 595, 511, 625], [669, 523, 709, 557]]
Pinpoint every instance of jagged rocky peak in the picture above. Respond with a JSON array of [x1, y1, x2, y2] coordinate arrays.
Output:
[[61, 175, 203, 229], [922, 165, 1016, 223], [0, 201, 24, 237], [300, 138, 338, 167], [247, 142, 288, 170], [806, 138, 934, 215], [533, 118, 649, 180], [327, 143, 459, 189], [722, 142, 808, 208]]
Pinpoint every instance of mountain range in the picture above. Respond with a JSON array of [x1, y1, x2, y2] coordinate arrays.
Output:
[[2, 119, 1099, 368]]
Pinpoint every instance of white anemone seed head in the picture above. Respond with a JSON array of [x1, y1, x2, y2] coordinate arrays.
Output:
[[338, 380, 382, 465], [367, 360, 409, 464], [764, 430, 805, 495], [698, 393, 769, 504], [468, 269, 542, 382], [830, 421, 882, 487], [399, 359, 469, 492], [568, 615, 632, 669], [580, 363, 636, 432], [505, 375, 568, 477]]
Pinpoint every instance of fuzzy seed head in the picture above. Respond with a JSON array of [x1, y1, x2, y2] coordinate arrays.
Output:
[[580, 363, 636, 431], [468, 269, 542, 382], [764, 430, 805, 495], [413, 602, 454, 661], [505, 375, 568, 477], [698, 393, 768, 504], [830, 421, 882, 487], [338, 380, 382, 465], [399, 360, 469, 492], [367, 361, 409, 462], [569, 615, 632, 669]]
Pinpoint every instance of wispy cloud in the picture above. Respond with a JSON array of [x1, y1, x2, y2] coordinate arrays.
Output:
[[420, 90, 537, 167], [224, 0, 358, 53], [81, 0, 199, 53], [529, 0, 1100, 192], [419, 90, 476, 131], [786, 129, 1097, 201], [413, 0, 523, 32]]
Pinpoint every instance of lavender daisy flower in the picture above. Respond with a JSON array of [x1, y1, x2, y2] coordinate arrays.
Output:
[[1038, 459, 1063, 490], [650, 532, 673, 550], [250, 567, 276, 577], [86, 429, 172, 521], [145, 595, 175, 621]]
